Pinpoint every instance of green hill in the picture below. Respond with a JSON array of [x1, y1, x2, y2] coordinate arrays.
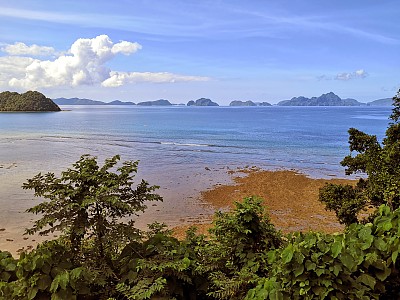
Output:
[[0, 91, 61, 112]]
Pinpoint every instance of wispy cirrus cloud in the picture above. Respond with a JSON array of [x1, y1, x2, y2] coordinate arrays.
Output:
[[0, 35, 209, 89], [0, 4, 398, 45]]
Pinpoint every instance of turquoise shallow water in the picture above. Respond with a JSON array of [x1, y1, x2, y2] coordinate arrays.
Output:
[[0, 105, 392, 253]]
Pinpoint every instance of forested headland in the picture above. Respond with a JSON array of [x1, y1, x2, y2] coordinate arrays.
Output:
[[0, 91, 60, 112]]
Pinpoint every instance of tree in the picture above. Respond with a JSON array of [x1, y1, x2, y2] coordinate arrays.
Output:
[[197, 197, 282, 299], [319, 89, 400, 225], [23, 154, 163, 262]]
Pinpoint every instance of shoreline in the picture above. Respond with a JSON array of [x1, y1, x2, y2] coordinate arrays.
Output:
[[173, 168, 356, 238], [0, 167, 355, 257]]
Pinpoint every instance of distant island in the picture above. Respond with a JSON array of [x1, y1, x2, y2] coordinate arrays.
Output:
[[52, 93, 393, 107], [277, 92, 364, 106], [54, 98, 175, 106], [53, 98, 135, 105], [367, 98, 392, 106], [137, 99, 172, 106], [187, 98, 219, 106], [229, 100, 272, 106], [0, 91, 60, 112]]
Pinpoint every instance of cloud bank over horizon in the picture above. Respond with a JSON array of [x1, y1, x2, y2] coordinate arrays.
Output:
[[0, 35, 209, 90]]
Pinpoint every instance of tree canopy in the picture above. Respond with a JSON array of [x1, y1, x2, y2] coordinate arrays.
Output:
[[319, 89, 400, 225], [0, 91, 60, 111]]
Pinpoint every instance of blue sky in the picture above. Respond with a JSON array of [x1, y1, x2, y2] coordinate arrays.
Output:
[[0, 0, 399, 104]]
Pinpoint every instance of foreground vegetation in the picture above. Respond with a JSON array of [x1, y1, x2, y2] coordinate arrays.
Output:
[[0, 91, 399, 299]]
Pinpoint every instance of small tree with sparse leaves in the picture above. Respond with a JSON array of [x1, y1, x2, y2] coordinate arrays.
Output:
[[23, 154, 163, 263]]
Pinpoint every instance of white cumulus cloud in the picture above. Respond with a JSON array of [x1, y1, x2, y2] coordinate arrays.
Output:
[[0, 34, 208, 90], [1, 42, 56, 56], [335, 69, 368, 81], [102, 71, 210, 87]]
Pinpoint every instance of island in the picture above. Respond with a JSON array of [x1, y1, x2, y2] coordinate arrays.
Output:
[[137, 99, 172, 106], [187, 98, 219, 106], [367, 98, 393, 106], [107, 100, 136, 105], [277, 92, 364, 106], [229, 100, 272, 106], [230, 100, 257, 106], [0, 91, 61, 112], [53, 98, 136, 105]]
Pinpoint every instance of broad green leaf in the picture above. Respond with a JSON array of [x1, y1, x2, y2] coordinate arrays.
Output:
[[358, 273, 376, 289], [5, 262, 16, 272], [305, 260, 316, 271], [376, 266, 391, 281], [392, 250, 399, 265], [293, 264, 304, 277], [50, 275, 60, 293], [38, 274, 52, 290], [340, 253, 356, 271], [331, 241, 342, 258], [27, 287, 38, 300], [269, 289, 284, 300], [374, 237, 388, 251], [333, 264, 342, 276], [281, 244, 294, 264]]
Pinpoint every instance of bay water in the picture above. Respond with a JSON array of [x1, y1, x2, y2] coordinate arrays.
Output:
[[0, 105, 392, 253]]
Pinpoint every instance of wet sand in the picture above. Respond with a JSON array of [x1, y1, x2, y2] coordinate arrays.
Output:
[[173, 169, 355, 238]]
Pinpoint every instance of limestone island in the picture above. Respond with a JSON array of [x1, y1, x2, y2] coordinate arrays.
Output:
[[0, 91, 61, 112], [229, 100, 272, 106], [277, 92, 364, 106], [187, 98, 219, 106], [137, 99, 172, 106]]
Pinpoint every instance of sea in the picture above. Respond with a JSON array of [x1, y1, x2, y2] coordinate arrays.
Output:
[[0, 105, 393, 252]]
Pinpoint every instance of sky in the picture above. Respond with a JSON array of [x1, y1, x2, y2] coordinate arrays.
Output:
[[0, 0, 399, 105]]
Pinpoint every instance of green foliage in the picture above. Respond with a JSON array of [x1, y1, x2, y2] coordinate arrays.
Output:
[[2, 155, 162, 299], [3, 191, 400, 299], [245, 204, 400, 300], [319, 89, 400, 224], [319, 183, 366, 225], [23, 154, 162, 262], [0, 91, 60, 111], [113, 197, 282, 300], [0, 239, 102, 299], [116, 223, 198, 299], [196, 197, 282, 300]]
